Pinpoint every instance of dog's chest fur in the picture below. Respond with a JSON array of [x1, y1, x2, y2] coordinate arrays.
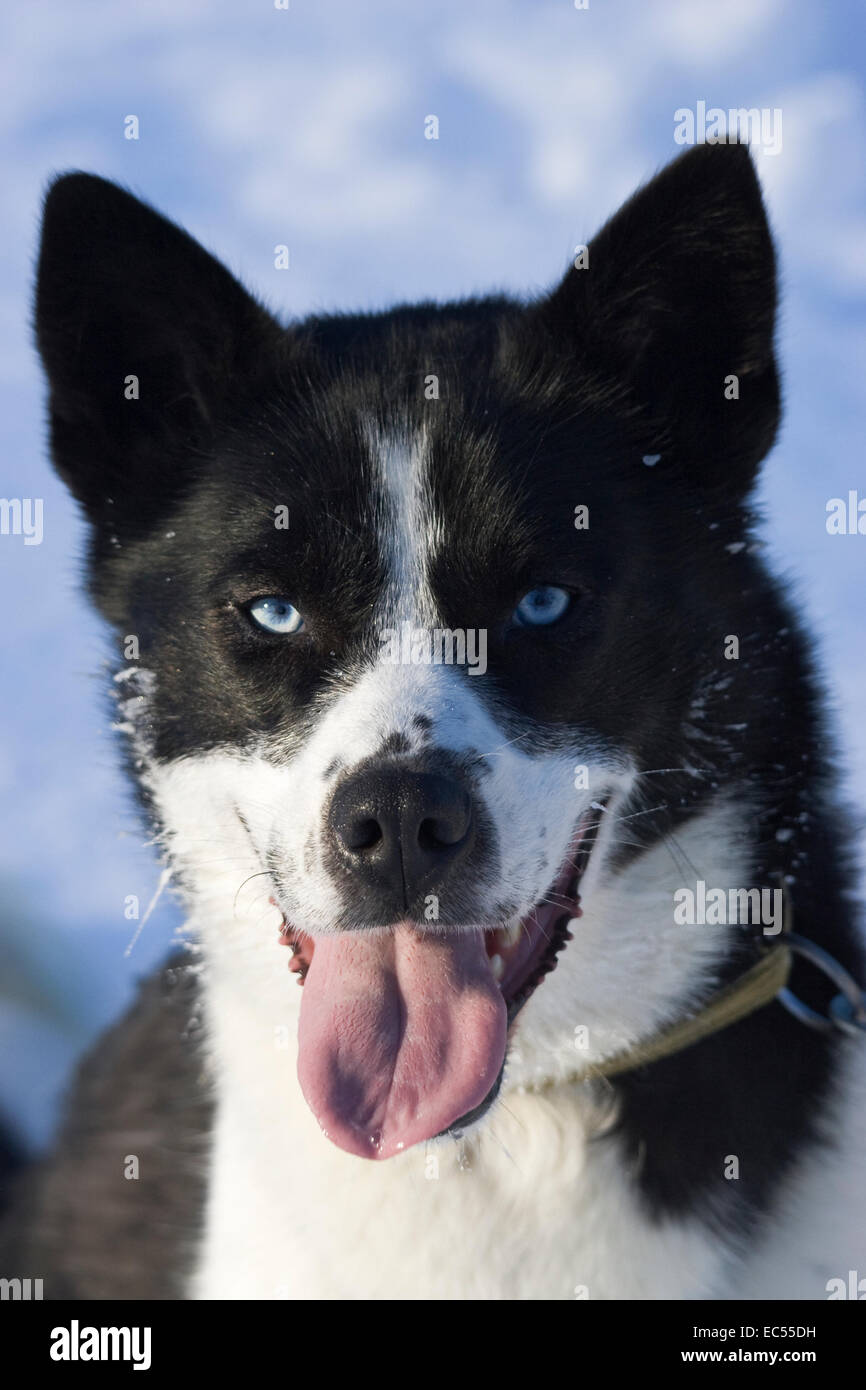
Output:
[[145, 682, 860, 1301], [185, 800, 863, 1301], [193, 1077, 866, 1302], [191, 808, 737, 1300]]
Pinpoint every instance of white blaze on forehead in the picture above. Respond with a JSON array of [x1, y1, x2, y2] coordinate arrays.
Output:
[[366, 418, 440, 626]]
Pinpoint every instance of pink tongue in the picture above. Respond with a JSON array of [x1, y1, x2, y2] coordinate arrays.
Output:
[[297, 925, 507, 1159]]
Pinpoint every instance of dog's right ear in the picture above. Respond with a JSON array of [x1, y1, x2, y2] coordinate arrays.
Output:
[[35, 173, 283, 523], [535, 144, 780, 498]]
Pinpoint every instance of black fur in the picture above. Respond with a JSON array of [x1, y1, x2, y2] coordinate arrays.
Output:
[[0, 961, 210, 1297]]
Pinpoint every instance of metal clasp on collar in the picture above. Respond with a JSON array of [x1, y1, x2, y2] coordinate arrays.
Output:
[[778, 931, 866, 1036]]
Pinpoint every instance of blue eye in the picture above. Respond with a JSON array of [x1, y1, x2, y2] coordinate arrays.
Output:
[[247, 597, 305, 635], [513, 586, 571, 627]]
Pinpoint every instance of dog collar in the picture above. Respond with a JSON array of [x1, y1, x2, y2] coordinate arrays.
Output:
[[580, 945, 792, 1081], [579, 926, 866, 1081]]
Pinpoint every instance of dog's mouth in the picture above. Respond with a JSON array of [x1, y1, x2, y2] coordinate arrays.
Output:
[[278, 802, 605, 1160]]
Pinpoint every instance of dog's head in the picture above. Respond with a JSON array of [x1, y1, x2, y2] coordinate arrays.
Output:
[[36, 144, 779, 1157]]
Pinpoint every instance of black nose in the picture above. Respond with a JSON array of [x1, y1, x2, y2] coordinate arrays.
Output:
[[327, 767, 475, 909]]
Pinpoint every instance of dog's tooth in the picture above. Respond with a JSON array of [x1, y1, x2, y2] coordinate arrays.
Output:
[[490, 953, 505, 983], [504, 920, 522, 948]]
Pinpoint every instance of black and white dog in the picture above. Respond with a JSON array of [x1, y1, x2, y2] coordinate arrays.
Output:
[[7, 143, 865, 1299]]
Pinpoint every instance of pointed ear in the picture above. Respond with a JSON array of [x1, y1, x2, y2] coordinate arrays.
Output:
[[35, 173, 283, 521], [539, 143, 780, 495]]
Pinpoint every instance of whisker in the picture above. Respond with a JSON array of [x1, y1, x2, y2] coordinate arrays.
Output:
[[664, 829, 703, 882], [467, 732, 532, 763], [233, 870, 275, 916], [124, 867, 172, 957], [634, 767, 710, 777]]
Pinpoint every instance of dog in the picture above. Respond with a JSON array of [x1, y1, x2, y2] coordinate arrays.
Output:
[[4, 142, 865, 1300]]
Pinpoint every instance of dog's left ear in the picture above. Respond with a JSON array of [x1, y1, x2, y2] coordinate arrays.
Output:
[[35, 172, 284, 526], [538, 143, 780, 495]]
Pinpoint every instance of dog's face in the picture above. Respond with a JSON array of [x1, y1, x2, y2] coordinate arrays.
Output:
[[37, 144, 779, 1157]]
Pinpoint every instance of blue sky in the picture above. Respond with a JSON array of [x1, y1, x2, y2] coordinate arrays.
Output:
[[2, 0, 865, 1147]]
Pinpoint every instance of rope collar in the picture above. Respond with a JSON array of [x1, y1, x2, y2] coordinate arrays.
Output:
[[580, 945, 792, 1081]]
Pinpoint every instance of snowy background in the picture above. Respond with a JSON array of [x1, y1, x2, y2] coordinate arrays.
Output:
[[1, 0, 864, 1149]]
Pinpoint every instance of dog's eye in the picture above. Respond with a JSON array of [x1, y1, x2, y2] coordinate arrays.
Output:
[[247, 597, 305, 635], [512, 586, 571, 628]]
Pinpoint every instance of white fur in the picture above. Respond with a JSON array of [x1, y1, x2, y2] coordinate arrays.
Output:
[[176, 791, 865, 1299], [186, 799, 746, 1300], [369, 418, 438, 625]]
